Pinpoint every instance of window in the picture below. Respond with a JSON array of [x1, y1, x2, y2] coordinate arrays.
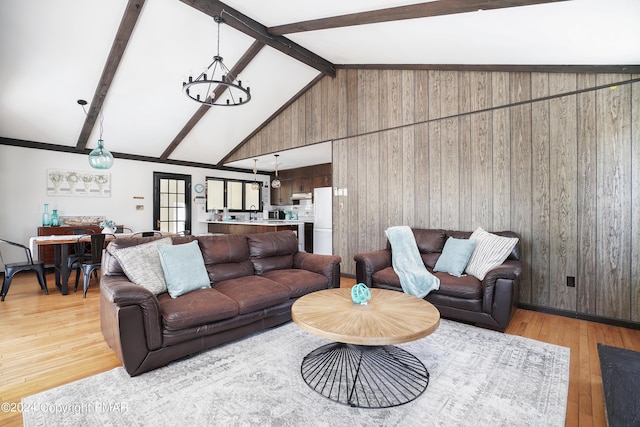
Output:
[[206, 177, 261, 211]]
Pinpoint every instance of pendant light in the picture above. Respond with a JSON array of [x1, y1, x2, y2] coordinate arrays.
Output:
[[251, 159, 260, 190], [79, 99, 114, 169], [271, 154, 281, 189]]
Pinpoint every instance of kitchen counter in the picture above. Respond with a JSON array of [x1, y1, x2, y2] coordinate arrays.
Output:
[[204, 219, 304, 226], [205, 220, 306, 251]]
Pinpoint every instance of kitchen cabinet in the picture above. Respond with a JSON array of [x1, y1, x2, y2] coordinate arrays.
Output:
[[312, 175, 331, 189], [292, 178, 311, 193], [270, 163, 332, 206]]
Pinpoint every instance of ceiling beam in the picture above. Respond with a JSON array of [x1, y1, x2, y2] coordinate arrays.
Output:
[[268, 0, 570, 35], [179, 0, 335, 77], [75, 0, 145, 150], [160, 40, 265, 160]]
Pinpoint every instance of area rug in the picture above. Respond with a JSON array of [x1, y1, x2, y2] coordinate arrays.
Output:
[[598, 343, 640, 427], [23, 319, 569, 426]]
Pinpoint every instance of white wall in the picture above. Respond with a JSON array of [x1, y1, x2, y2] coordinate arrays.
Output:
[[0, 145, 269, 267]]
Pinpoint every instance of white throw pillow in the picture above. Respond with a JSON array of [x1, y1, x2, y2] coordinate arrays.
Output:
[[112, 237, 173, 295], [464, 227, 518, 281]]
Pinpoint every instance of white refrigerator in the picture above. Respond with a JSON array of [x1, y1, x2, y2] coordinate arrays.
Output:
[[313, 187, 333, 255]]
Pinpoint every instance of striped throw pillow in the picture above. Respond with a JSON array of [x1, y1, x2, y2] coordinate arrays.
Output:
[[465, 227, 518, 280]]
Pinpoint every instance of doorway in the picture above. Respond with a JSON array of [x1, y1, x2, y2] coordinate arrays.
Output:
[[153, 172, 191, 234]]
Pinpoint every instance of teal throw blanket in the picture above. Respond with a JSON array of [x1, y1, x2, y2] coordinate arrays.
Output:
[[385, 226, 440, 298]]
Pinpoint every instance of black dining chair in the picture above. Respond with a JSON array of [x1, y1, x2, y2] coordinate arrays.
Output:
[[74, 233, 114, 298], [65, 228, 94, 285], [0, 239, 48, 301], [131, 231, 163, 237], [115, 226, 133, 234]]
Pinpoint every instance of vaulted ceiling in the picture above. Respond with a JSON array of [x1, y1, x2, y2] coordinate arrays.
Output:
[[1, 0, 639, 172]]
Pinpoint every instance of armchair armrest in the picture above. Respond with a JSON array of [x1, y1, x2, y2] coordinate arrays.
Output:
[[293, 252, 342, 288], [354, 249, 392, 287], [480, 260, 522, 314]]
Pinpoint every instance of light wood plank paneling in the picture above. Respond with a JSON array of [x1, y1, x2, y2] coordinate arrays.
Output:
[[414, 70, 428, 123], [577, 74, 598, 315], [356, 136, 368, 254], [387, 129, 403, 231], [440, 72, 460, 230], [402, 126, 415, 226], [441, 117, 460, 230], [632, 75, 640, 322], [492, 72, 511, 231], [365, 133, 380, 250], [469, 72, 492, 228], [346, 135, 359, 265], [509, 72, 532, 304], [596, 75, 632, 319], [243, 69, 638, 323], [414, 124, 430, 229], [346, 69, 358, 136], [458, 72, 473, 229], [333, 141, 348, 260], [428, 72, 442, 228], [549, 73, 578, 311], [531, 72, 551, 307]]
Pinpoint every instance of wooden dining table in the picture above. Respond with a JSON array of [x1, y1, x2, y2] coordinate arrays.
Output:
[[29, 232, 169, 295]]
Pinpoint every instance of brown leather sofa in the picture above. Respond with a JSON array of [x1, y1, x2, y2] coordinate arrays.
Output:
[[100, 231, 341, 376], [354, 228, 521, 332]]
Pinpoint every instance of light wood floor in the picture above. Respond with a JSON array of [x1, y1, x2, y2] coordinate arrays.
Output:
[[1, 273, 639, 426]]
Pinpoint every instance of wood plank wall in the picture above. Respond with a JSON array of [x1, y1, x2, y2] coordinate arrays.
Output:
[[229, 69, 640, 323]]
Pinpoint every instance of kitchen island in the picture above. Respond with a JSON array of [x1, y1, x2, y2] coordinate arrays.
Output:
[[206, 220, 306, 251]]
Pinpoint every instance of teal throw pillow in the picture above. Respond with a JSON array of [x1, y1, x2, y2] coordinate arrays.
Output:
[[157, 240, 210, 298], [434, 237, 477, 277]]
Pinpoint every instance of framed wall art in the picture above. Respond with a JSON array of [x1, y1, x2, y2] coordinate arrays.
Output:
[[47, 169, 111, 197]]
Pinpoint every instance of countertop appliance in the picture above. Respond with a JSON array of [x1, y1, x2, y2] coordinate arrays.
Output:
[[268, 210, 286, 220], [313, 187, 332, 255]]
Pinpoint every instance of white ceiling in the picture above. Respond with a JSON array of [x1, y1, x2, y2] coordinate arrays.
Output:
[[1, 0, 639, 173]]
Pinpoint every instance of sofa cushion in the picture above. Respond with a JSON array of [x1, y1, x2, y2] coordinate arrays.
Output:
[[465, 227, 519, 280], [213, 276, 291, 315], [372, 266, 401, 288], [157, 288, 239, 331], [206, 260, 255, 283], [434, 237, 477, 277], [433, 272, 483, 299], [157, 240, 211, 298], [261, 269, 329, 298], [247, 231, 298, 274], [198, 234, 249, 264], [112, 237, 173, 295]]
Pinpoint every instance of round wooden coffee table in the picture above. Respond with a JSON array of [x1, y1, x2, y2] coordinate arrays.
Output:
[[292, 287, 440, 408]]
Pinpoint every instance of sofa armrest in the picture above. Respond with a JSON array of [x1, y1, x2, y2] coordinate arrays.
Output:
[[480, 260, 522, 314], [293, 252, 342, 288], [100, 275, 163, 351], [354, 249, 392, 287]]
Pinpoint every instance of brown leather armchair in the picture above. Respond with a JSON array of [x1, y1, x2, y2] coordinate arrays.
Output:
[[354, 228, 521, 332]]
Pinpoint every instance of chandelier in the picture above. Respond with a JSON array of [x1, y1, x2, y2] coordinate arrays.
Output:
[[251, 159, 260, 190], [271, 155, 281, 189], [183, 16, 251, 106]]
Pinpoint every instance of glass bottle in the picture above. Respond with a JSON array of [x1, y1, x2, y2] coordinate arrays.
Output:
[[42, 203, 51, 226], [51, 209, 60, 226]]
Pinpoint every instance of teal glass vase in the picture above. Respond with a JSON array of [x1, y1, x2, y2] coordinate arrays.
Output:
[[42, 204, 51, 226], [51, 209, 60, 226]]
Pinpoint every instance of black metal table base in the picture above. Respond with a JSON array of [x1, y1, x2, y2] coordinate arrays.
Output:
[[300, 342, 429, 408]]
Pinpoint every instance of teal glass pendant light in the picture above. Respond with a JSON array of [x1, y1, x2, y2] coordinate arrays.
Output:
[[79, 99, 114, 169], [88, 139, 114, 169]]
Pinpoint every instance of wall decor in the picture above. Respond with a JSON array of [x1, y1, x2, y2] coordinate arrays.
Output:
[[47, 169, 111, 197]]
